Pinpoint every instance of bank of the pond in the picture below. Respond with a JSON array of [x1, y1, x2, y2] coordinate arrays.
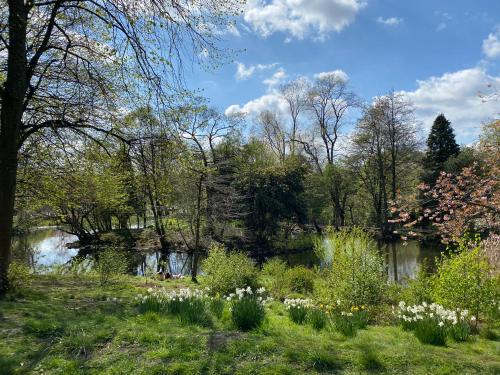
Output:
[[12, 227, 442, 281], [0, 275, 498, 375]]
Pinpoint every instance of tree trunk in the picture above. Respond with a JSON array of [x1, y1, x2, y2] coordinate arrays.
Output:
[[191, 175, 204, 282], [0, 0, 28, 295]]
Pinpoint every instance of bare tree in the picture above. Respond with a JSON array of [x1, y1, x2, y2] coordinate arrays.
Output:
[[281, 78, 309, 155], [258, 109, 287, 163], [305, 73, 359, 167]]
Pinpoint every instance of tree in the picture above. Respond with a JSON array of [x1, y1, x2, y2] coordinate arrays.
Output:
[[391, 120, 499, 243], [258, 110, 287, 163], [174, 104, 241, 281], [351, 93, 419, 234], [280, 78, 308, 156], [422, 114, 460, 185], [0, 0, 242, 293]]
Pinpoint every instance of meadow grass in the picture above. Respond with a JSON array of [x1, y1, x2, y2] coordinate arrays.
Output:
[[0, 275, 499, 374]]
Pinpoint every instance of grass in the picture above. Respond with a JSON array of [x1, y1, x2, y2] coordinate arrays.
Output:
[[0, 275, 499, 374]]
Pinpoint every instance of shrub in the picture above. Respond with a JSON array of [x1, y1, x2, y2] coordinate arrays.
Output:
[[285, 266, 315, 294], [316, 228, 386, 307], [262, 257, 288, 299], [284, 298, 311, 324], [94, 247, 128, 285], [227, 287, 272, 331], [401, 260, 433, 305], [432, 235, 499, 322], [308, 308, 327, 330], [7, 261, 31, 290], [201, 245, 258, 296]]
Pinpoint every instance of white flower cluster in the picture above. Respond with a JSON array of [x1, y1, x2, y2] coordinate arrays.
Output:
[[394, 301, 476, 326], [135, 287, 209, 304], [284, 298, 312, 310], [225, 286, 273, 305]]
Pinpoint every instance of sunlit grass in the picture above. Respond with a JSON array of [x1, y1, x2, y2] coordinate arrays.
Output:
[[0, 275, 498, 374]]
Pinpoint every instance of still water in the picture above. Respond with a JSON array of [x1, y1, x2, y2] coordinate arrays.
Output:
[[13, 228, 441, 281]]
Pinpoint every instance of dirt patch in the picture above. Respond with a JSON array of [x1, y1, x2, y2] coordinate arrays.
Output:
[[207, 331, 241, 351]]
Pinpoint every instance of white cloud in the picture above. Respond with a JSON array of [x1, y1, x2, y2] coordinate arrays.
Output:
[[244, 0, 365, 40], [235, 61, 278, 80], [314, 69, 349, 81], [377, 16, 403, 27], [224, 93, 288, 117], [482, 26, 500, 59], [263, 68, 288, 90], [399, 68, 500, 142]]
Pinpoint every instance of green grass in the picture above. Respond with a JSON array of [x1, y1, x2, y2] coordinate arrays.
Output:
[[1, 275, 499, 374]]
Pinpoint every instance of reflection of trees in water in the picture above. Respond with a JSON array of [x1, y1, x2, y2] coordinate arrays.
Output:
[[13, 228, 442, 281], [12, 228, 78, 270], [381, 241, 440, 283], [135, 251, 192, 276]]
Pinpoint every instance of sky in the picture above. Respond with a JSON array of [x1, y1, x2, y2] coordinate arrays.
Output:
[[185, 0, 500, 144]]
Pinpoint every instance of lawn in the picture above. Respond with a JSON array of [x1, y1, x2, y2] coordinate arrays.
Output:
[[0, 275, 499, 375]]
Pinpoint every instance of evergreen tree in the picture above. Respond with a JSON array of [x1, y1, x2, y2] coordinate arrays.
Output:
[[423, 114, 460, 184]]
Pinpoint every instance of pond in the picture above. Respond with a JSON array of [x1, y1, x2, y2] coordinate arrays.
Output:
[[12, 227, 441, 282]]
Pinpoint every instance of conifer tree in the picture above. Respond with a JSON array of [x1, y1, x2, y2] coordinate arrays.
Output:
[[423, 114, 460, 184]]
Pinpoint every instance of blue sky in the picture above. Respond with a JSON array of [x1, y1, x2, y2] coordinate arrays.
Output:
[[186, 0, 500, 144]]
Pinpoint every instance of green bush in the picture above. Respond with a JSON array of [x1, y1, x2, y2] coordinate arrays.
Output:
[[201, 245, 258, 296], [432, 235, 499, 322], [285, 266, 315, 294], [94, 247, 128, 285], [401, 260, 434, 305], [7, 261, 31, 290], [261, 257, 288, 299], [316, 228, 386, 306]]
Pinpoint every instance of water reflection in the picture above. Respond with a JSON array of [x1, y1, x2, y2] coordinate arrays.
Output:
[[135, 251, 191, 276], [380, 241, 439, 283], [12, 228, 78, 271], [14, 228, 441, 281]]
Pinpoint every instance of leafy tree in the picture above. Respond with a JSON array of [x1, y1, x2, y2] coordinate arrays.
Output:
[[238, 153, 307, 250], [423, 114, 460, 185], [0, 0, 243, 293]]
